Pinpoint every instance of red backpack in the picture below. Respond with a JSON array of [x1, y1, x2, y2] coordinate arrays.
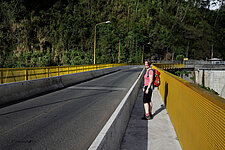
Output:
[[147, 69, 161, 87]]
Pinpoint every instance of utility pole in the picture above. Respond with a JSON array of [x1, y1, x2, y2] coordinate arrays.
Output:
[[94, 21, 110, 64], [142, 42, 150, 63], [211, 44, 214, 59], [186, 41, 189, 58], [118, 40, 121, 63]]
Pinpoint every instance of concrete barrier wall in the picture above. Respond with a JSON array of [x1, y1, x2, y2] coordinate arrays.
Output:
[[88, 67, 145, 150], [0, 66, 139, 106], [0, 77, 64, 106]]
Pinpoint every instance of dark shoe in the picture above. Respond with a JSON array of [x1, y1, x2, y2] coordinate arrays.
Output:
[[141, 116, 147, 120], [145, 114, 151, 120], [150, 113, 153, 119]]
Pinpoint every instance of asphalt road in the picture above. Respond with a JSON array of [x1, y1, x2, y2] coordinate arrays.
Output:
[[0, 67, 143, 150]]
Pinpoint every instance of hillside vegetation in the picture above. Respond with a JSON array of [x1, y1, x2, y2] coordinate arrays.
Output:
[[0, 0, 225, 67]]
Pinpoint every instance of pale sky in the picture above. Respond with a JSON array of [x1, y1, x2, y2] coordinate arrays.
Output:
[[209, 0, 222, 10]]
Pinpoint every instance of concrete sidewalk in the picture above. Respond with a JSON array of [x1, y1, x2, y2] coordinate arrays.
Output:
[[120, 88, 182, 150]]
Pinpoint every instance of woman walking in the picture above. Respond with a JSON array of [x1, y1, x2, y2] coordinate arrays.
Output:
[[143, 60, 154, 120]]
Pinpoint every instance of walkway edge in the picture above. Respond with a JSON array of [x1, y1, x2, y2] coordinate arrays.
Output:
[[88, 67, 145, 150]]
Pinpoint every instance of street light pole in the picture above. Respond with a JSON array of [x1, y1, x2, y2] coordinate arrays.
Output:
[[94, 21, 110, 64], [142, 42, 150, 63], [118, 40, 121, 63], [142, 45, 145, 64]]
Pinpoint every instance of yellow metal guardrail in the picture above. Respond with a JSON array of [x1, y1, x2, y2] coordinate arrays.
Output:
[[152, 64, 225, 150], [153, 63, 184, 69], [0, 63, 141, 84]]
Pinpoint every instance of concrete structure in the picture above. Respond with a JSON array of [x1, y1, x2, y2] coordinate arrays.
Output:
[[195, 69, 225, 98], [208, 58, 223, 64], [179, 64, 225, 99]]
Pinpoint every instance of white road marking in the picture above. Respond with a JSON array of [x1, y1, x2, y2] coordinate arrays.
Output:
[[68, 86, 127, 91]]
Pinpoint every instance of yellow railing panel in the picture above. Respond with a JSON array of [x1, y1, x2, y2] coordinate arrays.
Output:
[[152, 65, 225, 150], [153, 63, 184, 69], [28, 69, 46, 80]]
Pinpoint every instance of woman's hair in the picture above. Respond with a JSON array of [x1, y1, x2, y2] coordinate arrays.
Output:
[[145, 60, 151, 66]]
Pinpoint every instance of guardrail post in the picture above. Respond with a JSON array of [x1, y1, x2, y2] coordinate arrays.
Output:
[[48, 68, 50, 77], [45, 68, 48, 78], [58, 67, 59, 76], [25, 69, 28, 81], [1, 70, 3, 84]]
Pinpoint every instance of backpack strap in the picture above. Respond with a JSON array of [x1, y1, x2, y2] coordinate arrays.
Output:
[[147, 69, 155, 89], [147, 69, 155, 77]]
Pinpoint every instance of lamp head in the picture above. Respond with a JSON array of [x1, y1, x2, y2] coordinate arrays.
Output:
[[105, 21, 110, 24]]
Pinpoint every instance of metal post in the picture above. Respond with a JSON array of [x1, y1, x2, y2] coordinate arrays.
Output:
[[94, 25, 97, 65], [118, 40, 121, 63], [142, 45, 144, 64], [93, 21, 110, 64], [1, 70, 3, 84], [202, 69, 205, 87], [211, 44, 214, 59], [142, 42, 150, 63], [25, 69, 28, 81]]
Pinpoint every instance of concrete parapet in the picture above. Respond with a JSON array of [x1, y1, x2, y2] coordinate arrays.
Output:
[[0, 77, 64, 106], [91, 69, 104, 78], [60, 70, 94, 87]]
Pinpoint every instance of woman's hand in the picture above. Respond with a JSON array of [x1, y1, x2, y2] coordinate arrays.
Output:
[[145, 89, 149, 94], [142, 88, 145, 92]]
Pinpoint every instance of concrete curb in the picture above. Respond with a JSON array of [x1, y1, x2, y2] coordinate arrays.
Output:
[[88, 67, 145, 150], [0, 66, 140, 106]]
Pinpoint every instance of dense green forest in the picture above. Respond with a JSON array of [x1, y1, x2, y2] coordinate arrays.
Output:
[[0, 0, 225, 67]]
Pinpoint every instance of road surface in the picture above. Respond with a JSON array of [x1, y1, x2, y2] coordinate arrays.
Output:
[[0, 67, 142, 150]]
